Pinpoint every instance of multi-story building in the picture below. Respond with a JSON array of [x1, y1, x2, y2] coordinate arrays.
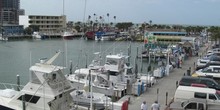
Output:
[[0, 0, 20, 25], [20, 15, 66, 33], [0, 0, 24, 36]]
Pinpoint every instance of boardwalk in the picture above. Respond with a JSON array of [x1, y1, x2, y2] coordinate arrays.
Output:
[[128, 45, 208, 110]]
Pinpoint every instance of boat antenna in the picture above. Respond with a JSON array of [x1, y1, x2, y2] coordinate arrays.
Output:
[[45, 51, 61, 65], [82, 0, 87, 38], [62, 0, 65, 16]]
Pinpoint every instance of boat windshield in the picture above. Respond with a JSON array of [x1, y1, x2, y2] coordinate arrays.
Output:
[[126, 68, 133, 75], [75, 74, 86, 80], [106, 58, 118, 65]]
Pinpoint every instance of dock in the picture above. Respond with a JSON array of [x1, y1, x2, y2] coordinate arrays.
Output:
[[127, 44, 208, 110]]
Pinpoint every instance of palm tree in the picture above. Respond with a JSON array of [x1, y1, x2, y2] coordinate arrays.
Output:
[[113, 16, 116, 29], [113, 16, 116, 23], [107, 13, 110, 24], [99, 16, 103, 27]]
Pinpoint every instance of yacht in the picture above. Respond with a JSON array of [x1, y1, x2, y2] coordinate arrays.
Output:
[[66, 53, 136, 98], [32, 32, 42, 39], [0, 52, 75, 110], [62, 29, 78, 40]]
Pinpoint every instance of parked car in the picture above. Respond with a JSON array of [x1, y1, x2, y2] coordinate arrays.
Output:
[[192, 66, 220, 78], [196, 61, 220, 71], [169, 98, 220, 110], [174, 86, 220, 103], [179, 76, 220, 90], [197, 54, 220, 68]]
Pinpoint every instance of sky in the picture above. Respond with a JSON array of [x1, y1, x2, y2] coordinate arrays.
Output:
[[21, 0, 220, 26]]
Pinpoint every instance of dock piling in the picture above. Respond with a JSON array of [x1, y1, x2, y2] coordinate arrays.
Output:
[[165, 92, 168, 106], [17, 75, 20, 91]]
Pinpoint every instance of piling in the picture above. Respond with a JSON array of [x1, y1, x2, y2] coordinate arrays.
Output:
[[17, 75, 20, 91], [157, 88, 159, 102], [165, 92, 168, 106], [22, 94, 26, 110], [176, 81, 179, 89]]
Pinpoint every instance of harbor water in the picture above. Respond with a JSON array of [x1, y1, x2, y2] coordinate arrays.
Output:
[[0, 38, 158, 85]]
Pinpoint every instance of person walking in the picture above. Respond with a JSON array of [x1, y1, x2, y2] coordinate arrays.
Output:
[[151, 101, 160, 110], [141, 101, 147, 110]]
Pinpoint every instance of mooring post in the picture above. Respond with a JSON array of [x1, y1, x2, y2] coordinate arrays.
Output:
[[176, 81, 179, 89], [22, 94, 26, 110], [157, 88, 159, 102], [166, 92, 168, 106], [17, 75, 20, 91]]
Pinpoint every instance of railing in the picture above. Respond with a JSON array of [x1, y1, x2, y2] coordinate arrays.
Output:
[[0, 82, 24, 91]]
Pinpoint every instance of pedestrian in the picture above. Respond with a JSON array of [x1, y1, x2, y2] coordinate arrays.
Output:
[[141, 101, 147, 110], [151, 101, 160, 110]]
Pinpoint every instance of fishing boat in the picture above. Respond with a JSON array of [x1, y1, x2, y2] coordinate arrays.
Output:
[[85, 31, 95, 40], [0, 51, 75, 110], [67, 52, 136, 98], [70, 90, 111, 110]]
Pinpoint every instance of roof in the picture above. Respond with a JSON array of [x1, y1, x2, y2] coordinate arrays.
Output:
[[30, 63, 65, 73], [177, 86, 216, 93], [150, 31, 187, 34]]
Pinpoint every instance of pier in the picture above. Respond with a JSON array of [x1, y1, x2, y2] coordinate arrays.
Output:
[[3, 32, 85, 40], [127, 44, 208, 110]]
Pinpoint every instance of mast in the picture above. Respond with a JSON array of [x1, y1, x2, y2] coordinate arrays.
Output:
[[62, 0, 65, 16]]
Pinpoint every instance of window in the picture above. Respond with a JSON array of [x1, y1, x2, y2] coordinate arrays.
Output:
[[198, 103, 204, 110], [209, 94, 217, 100], [200, 80, 215, 88], [18, 94, 40, 104], [194, 92, 207, 99], [185, 102, 197, 109], [52, 74, 56, 80], [0, 105, 14, 110]]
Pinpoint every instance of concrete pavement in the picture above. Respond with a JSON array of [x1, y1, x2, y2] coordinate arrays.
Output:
[[128, 46, 207, 110]]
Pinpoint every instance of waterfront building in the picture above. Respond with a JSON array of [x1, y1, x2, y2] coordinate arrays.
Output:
[[20, 15, 66, 34], [0, 0, 24, 35], [0, 0, 20, 25]]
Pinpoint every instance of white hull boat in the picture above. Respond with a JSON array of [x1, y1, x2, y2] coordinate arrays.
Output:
[[0, 52, 75, 110], [67, 53, 137, 98], [70, 90, 111, 110]]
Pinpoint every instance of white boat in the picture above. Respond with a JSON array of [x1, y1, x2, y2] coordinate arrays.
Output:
[[70, 90, 111, 110], [62, 30, 77, 40], [32, 32, 42, 39], [0, 33, 8, 41], [0, 51, 75, 110], [67, 53, 136, 98]]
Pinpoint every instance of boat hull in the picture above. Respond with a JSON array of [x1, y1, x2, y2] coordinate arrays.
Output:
[[70, 81, 125, 98]]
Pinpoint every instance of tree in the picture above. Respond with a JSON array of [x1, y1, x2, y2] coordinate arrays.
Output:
[[115, 22, 133, 30], [29, 25, 40, 32], [24, 27, 33, 35], [208, 26, 220, 45], [107, 13, 110, 24]]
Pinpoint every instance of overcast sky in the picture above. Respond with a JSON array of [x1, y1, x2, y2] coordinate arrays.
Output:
[[21, 0, 220, 26]]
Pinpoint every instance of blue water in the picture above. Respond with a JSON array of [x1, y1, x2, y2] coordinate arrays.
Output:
[[0, 38, 154, 85]]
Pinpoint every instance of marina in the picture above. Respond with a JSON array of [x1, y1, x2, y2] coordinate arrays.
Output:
[[0, 0, 219, 109], [0, 35, 210, 110]]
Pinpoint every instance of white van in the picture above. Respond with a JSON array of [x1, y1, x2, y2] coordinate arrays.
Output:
[[174, 86, 220, 103]]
